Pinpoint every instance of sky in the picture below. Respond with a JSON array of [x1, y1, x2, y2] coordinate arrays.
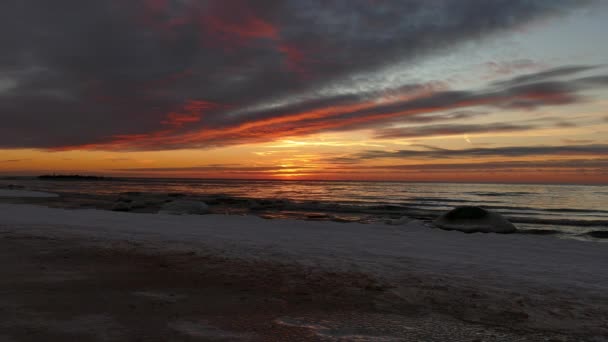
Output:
[[1, 0, 608, 184]]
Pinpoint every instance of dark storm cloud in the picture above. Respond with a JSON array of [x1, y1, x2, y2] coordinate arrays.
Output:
[[0, 0, 596, 150]]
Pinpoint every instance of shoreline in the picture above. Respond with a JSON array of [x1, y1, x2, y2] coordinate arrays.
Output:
[[1, 187, 606, 241], [1, 202, 607, 340]]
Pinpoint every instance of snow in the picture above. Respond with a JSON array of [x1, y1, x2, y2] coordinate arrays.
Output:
[[0, 203, 605, 294], [2, 202, 607, 337], [0, 189, 59, 198]]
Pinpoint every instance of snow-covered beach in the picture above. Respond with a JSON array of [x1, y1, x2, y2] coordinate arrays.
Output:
[[0, 195, 606, 341]]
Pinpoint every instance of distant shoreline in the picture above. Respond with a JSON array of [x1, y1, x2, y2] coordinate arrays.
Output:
[[37, 174, 113, 181]]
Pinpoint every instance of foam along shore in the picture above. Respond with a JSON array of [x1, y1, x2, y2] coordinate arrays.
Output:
[[0, 203, 607, 339], [0, 189, 59, 198]]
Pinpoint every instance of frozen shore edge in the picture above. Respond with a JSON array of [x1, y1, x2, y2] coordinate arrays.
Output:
[[1, 203, 607, 338]]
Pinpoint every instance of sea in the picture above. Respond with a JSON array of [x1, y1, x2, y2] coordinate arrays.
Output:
[[2, 177, 607, 241]]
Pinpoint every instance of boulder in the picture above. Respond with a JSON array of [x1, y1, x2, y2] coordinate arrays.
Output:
[[247, 199, 264, 211], [587, 231, 608, 239], [130, 200, 150, 209], [159, 200, 209, 215], [433, 206, 516, 234]]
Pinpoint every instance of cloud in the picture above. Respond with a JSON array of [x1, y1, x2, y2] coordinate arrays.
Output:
[[340, 158, 608, 172], [483, 59, 543, 78], [114, 164, 312, 173], [561, 138, 595, 144], [335, 144, 608, 162], [0, 0, 597, 150], [47, 67, 608, 151], [374, 123, 535, 139], [0, 159, 29, 163], [492, 65, 599, 87]]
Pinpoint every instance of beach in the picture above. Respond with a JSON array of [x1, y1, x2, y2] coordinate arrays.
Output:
[[0, 192, 607, 341], [3, 0, 608, 340]]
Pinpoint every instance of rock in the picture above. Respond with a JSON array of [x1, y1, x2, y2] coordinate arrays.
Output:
[[587, 231, 608, 239], [117, 196, 133, 203], [167, 193, 185, 198], [122, 191, 142, 196], [433, 206, 516, 233], [129, 200, 149, 209], [271, 199, 291, 208], [5, 184, 25, 189], [159, 200, 209, 215], [247, 199, 264, 211], [111, 202, 132, 212]]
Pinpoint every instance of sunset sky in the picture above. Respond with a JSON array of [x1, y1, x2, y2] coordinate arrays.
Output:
[[1, 0, 608, 183]]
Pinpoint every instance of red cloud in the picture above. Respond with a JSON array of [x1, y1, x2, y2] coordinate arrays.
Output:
[[136, 0, 310, 77], [160, 100, 218, 128], [278, 43, 308, 76], [197, 0, 279, 49], [202, 14, 278, 43], [50, 80, 584, 152]]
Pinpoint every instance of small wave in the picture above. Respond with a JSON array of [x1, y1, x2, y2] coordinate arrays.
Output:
[[509, 216, 608, 227], [466, 191, 531, 197], [368, 204, 408, 211], [457, 204, 608, 216], [541, 208, 608, 214], [518, 229, 560, 235], [408, 197, 503, 204]]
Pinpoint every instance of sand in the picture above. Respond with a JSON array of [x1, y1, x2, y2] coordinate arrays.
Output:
[[0, 201, 607, 341]]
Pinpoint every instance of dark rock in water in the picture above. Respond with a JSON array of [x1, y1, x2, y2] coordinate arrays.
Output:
[[587, 231, 608, 239], [117, 196, 133, 203], [247, 199, 264, 211], [434, 206, 517, 234], [122, 191, 142, 196], [129, 200, 149, 209], [4, 184, 25, 190], [445, 206, 488, 220]]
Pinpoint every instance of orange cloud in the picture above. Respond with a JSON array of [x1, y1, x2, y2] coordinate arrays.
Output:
[[50, 81, 585, 152]]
